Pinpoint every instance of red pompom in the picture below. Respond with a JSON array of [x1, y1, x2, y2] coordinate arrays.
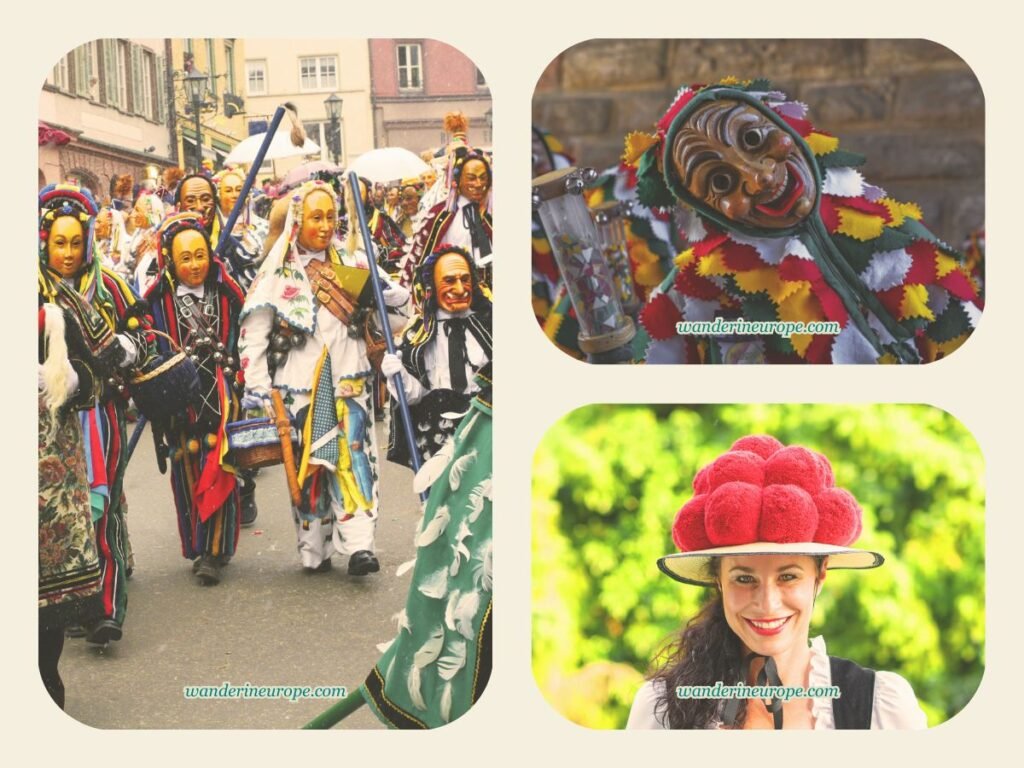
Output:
[[705, 482, 762, 546], [639, 292, 682, 341], [730, 434, 783, 460], [759, 484, 818, 543], [706, 450, 765, 491], [814, 451, 835, 488], [692, 464, 711, 494], [764, 446, 827, 495], [813, 488, 862, 545], [672, 494, 712, 551]]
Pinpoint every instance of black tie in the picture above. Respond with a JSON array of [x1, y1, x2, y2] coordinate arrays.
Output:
[[444, 318, 469, 393], [461, 203, 492, 261]]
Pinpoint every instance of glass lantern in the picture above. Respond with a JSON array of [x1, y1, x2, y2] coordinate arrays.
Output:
[[532, 167, 635, 362], [591, 200, 640, 316]]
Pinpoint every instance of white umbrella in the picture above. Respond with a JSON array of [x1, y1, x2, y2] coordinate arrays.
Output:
[[348, 147, 429, 183], [225, 131, 320, 166]]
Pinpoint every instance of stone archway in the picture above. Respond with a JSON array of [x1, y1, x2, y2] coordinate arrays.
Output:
[[65, 168, 100, 200]]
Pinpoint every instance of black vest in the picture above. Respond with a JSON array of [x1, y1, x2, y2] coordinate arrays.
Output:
[[829, 656, 876, 729]]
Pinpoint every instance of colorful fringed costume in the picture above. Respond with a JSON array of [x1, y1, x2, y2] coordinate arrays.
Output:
[[398, 147, 493, 289], [628, 80, 982, 364], [144, 214, 244, 567], [38, 183, 153, 637]]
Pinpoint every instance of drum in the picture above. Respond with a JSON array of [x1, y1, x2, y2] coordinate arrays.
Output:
[[128, 330, 199, 423]]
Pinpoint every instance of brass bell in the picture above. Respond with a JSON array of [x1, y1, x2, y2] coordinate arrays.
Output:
[[213, 351, 224, 362], [216, 341, 226, 352], [189, 354, 200, 363]]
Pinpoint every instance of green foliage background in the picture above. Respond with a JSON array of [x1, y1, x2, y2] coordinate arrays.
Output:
[[531, 404, 984, 728]]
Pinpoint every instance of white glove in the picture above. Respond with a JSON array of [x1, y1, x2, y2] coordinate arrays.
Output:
[[241, 389, 270, 411], [380, 352, 404, 378], [116, 334, 139, 368]]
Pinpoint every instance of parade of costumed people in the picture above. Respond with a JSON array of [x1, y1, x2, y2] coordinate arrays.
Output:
[[144, 213, 246, 586], [40, 39, 493, 726], [239, 179, 410, 576], [382, 245, 492, 468], [627, 435, 927, 729], [38, 183, 155, 646]]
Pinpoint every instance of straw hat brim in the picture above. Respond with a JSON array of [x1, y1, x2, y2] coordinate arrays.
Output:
[[657, 542, 884, 587]]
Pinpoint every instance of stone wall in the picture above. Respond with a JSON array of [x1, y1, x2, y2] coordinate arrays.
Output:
[[533, 39, 984, 245]]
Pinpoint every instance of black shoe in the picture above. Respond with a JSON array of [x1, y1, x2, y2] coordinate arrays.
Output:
[[195, 556, 221, 586], [240, 492, 258, 527], [65, 625, 87, 639], [86, 619, 123, 645], [348, 550, 380, 576]]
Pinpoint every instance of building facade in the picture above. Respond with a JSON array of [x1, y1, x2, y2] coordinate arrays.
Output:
[[39, 38, 173, 199], [368, 39, 491, 154], [242, 39, 375, 176]]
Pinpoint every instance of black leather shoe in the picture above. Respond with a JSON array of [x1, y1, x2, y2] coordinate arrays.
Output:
[[348, 550, 380, 576], [86, 619, 123, 645], [195, 556, 221, 586], [304, 558, 332, 574]]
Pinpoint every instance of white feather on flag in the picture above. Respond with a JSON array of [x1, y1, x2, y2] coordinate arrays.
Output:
[[416, 505, 450, 548], [448, 449, 478, 491], [467, 476, 493, 524], [412, 437, 455, 494], [408, 625, 445, 711], [449, 519, 473, 576], [444, 589, 461, 632], [437, 638, 467, 681], [391, 609, 410, 633], [408, 666, 425, 711], [418, 567, 449, 599], [454, 591, 481, 640], [473, 540, 493, 593], [439, 681, 453, 723]]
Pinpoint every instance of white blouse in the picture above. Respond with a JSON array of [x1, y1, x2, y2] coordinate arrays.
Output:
[[625, 636, 927, 730]]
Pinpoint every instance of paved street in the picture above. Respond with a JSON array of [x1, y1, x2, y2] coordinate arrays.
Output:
[[60, 419, 420, 729]]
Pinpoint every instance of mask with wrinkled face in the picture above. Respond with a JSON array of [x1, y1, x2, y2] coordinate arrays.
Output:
[[670, 99, 815, 230]]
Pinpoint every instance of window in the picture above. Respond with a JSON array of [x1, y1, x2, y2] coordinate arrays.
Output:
[[224, 40, 236, 94], [116, 40, 131, 110], [138, 49, 155, 120], [396, 44, 422, 90], [302, 120, 344, 163], [298, 56, 338, 91], [51, 56, 69, 92], [246, 60, 267, 95], [205, 38, 217, 98]]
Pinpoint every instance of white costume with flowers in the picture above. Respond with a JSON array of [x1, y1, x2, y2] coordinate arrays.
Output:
[[239, 182, 408, 568]]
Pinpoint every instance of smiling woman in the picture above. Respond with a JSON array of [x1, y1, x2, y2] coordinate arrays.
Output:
[[627, 434, 927, 730]]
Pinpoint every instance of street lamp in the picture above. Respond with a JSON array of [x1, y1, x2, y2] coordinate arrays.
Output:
[[323, 92, 343, 165], [184, 68, 208, 171]]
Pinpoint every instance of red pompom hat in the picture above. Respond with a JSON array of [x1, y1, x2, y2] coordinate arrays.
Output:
[[658, 435, 883, 586]]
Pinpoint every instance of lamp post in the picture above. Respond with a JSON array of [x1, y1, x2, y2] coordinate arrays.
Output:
[[324, 92, 343, 165], [184, 67, 208, 171]]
